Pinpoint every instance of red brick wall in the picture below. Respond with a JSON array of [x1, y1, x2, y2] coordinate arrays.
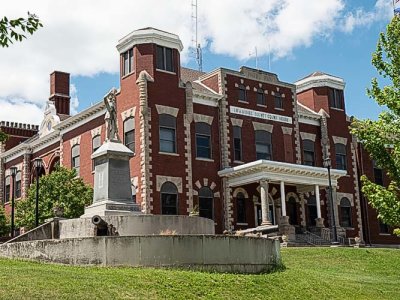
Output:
[[201, 74, 219, 93]]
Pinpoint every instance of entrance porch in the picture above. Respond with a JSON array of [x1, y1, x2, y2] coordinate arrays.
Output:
[[219, 160, 347, 241]]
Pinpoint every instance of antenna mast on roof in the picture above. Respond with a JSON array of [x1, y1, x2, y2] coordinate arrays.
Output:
[[192, 0, 203, 71]]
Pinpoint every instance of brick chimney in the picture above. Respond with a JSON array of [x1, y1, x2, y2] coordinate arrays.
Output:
[[49, 71, 70, 116]]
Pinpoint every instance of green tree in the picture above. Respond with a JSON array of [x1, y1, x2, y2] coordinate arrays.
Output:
[[0, 205, 10, 237], [0, 12, 42, 47], [16, 167, 93, 230], [0, 130, 7, 143], [351, 16, 400, 236]]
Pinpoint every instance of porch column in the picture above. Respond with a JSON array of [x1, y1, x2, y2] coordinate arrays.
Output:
[[260, 180, 271, 226], [280, 181, 289, 225], [315, 184, 324, 228]]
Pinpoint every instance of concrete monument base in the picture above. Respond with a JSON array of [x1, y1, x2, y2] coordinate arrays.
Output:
[[83, 140, 140, 218]]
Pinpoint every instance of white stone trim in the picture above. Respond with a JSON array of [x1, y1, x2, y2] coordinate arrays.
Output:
[[121, 107, 136, 121], [286, 192, 300, 203], [300, 132, 316, 142], [281, 127, 293, 135], [332, 136, 348, 145], [230, 118, 243, 127], [155, 105, 179, 117], [69, 136, 81, 147], [156, 175, 183, 193], [252, 122, 273, 133], [295, 74, 345, 94], [336, 192, 354, 206], [193, 113, 214, 125], [233, 187, 249, 198], [91, 126, 102, 138]]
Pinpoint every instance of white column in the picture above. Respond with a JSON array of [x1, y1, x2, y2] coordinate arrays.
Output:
[[315, 184, 321, 219], [260, 180, 271, 225], [280, 181, 286, 216]]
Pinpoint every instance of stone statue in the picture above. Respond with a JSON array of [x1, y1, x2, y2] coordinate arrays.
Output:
[[104, 88, 120, 142]]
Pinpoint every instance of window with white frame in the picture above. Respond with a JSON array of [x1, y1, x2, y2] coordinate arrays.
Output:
[[4, 176, 10, 203], [255, 130, 272, 160], [196, 122, 212, 159], [122, 48, 134, 76], [303, 139, 315, 166], [335, 143, 347, 170], [15, 171, 21, 199], [329, 88, 344, 109], [159, 114, 176, 153], [71, 144, 80, 176], [124, 117, 135, 152], [233, 126, 242, 161], [92, 135, 101, 171], [156, 46, 174, 72]]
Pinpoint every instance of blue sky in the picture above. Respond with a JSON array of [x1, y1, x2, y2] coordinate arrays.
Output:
[[0, 0, 395, 124]]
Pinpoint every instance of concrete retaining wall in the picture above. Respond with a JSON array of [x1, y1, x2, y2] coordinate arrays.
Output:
[[0, 235, 281, 274], [60, 215, 215, 239]]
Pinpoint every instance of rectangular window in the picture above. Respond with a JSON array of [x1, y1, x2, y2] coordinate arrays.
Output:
[[335, 143, 347, 170], [257, 89, 266, 105], [196, 123, 212, 159], [156, 46, 174, 72], [159, 114, 176, 153], [274, 93, 283, 109], [237, 197, 246, 223], [123, 49, 134, 76], [15, 172, 21, 199], [379, 220, 389, 234], [303, 140, 315, 166], [238, 84, 246, 101], [123, 117, 135, 153], [373, 161, 383, 186], [71, 145, 80, 176], [233, 126, 242, 161], [4, 176, 10, 203], [329, 88, 344, 109], [92, 135, 101, 171], [255, 130, 272, 160]]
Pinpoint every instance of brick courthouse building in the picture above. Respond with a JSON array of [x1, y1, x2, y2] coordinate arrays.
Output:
[[0, 28, 398, 246]]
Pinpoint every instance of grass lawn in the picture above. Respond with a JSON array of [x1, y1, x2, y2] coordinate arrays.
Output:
[[0, 247, 399, 299]]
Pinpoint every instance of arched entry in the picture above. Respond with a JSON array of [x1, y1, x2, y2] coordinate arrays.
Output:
[[287, 196, 298, 226], [307, 195, 317, 227], [48, 156, 60, 173]]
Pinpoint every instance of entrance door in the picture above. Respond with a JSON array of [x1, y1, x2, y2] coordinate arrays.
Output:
[[287, 197, 298, 225], [307, 195, 317, 227]]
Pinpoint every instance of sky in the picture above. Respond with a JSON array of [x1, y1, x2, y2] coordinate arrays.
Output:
[[0, 0, 396, 125]]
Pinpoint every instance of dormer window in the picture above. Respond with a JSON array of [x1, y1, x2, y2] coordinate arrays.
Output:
[[123, 49, 134, 76], [156, 46, 174, 72], [329, 88, 344, 109]]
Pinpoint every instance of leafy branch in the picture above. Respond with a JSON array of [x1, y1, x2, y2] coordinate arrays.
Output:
[[0, 12, 43, 47]]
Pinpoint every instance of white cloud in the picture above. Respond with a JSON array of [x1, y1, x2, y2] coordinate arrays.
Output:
[[0, 99, 44, 124], [341, 0, 393, 33], [70, 84, 79, 115], [0, 0, 393, 125]]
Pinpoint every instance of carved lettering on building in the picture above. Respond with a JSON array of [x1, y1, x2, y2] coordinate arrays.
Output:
[[230, 106, 292, 124]]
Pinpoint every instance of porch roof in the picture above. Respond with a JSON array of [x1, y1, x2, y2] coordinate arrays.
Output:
[[218, 160, 347, 188]]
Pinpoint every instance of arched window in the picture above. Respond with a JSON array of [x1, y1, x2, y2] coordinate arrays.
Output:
[[340, 197, 352, 227], [257, 89, 265, 105], [236, 192, 246, 223], [123, 117, 135, 152], [335, 143, 347, 170], [238, 84, 246, 101], [49, 157, 60, 173], [199, 187, 213, 220], [159, 114, 176, 153], [255, 130, 272, 160], [287, 196, 298, 225], [4, 176, 10, 203], [303, 139, 315, 166], [160, 181, 178, 215], [92, 135, 101, 171], [196, 122, 212, 159], [233, 126, 242, 161], [15, 171, 22, 199], [71, 144, 80, 176]]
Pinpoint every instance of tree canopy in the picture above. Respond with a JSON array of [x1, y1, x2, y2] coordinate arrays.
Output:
[[0, 131, 7, 143], [351, 16, 400, 236], [16, 167, 93, 230], [0, 12, 42, 47], [0, 205, 10, 237]]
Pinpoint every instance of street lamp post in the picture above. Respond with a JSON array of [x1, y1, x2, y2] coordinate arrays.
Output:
[[33, 158, 43, 228], [10, 166, 18, 238], [324, 158, 338, 244]]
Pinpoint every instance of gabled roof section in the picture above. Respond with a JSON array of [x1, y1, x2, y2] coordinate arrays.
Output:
[[181, 67, 221, 98]]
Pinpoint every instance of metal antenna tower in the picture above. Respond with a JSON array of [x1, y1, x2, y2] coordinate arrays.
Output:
[[191, 0, 203, 71]]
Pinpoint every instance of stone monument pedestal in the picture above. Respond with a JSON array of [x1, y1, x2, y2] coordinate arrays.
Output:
[[82, 141, 141, 218]]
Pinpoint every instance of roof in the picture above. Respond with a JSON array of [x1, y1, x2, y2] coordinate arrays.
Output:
[[298, 71, 343, 82], [180, 67, 220, 96]]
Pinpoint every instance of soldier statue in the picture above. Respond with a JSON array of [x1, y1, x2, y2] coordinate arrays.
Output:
[[104, 88, 120, 142]]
